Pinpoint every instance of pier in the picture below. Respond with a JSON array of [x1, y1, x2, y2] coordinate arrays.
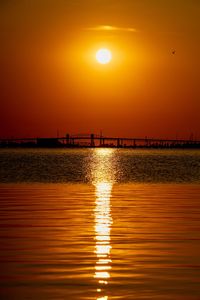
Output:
[[0, 134, 200, 148]]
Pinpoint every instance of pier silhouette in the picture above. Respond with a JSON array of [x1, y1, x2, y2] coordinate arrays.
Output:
[[0, 133, 200, 148]]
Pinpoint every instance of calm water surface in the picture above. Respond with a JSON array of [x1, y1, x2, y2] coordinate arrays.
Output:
[[0, 149, 200, 299]]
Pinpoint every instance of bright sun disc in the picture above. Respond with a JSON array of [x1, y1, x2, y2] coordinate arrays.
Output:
[[96, 49, 112, 64]]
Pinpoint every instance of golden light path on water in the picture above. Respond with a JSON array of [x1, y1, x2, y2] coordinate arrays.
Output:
[[92, 149, 114, 300]]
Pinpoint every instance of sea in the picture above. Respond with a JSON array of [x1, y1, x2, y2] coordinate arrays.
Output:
[[0, 148, 200, 299]]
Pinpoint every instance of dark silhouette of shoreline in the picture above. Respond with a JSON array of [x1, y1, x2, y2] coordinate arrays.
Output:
[[0, 134, 200, 149]]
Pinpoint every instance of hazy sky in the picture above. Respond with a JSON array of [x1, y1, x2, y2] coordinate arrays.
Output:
[[1, 0, 200, 138]]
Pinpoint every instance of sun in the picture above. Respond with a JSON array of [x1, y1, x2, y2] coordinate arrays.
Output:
[[96, 48, 112, 64]]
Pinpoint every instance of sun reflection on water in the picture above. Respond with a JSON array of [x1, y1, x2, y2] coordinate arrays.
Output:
[[94, 182, 112, 297], [92, 149, 114, 300], [97, 296, 108, 300]]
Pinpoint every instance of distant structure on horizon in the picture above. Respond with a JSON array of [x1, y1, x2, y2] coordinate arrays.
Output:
[[0, 133, 200, 149]]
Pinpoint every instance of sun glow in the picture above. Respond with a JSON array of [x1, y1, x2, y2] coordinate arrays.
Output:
[[96, 49, 112, 64]]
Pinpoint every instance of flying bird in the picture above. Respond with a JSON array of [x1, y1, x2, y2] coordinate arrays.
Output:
[[172, 50, 176, 55]]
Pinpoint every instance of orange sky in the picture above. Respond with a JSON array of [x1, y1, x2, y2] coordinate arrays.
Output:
[[1, 0, 200, 139]]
